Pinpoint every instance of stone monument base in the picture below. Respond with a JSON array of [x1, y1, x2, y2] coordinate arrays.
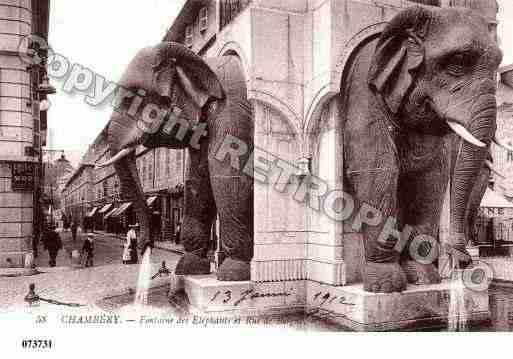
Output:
[[181, 275, 490, 331]]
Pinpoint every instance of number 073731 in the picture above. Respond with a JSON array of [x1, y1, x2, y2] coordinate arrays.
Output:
[[21, 339, 53, 349]]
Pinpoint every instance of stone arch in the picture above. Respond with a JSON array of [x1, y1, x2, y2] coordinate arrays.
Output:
[[253, 99, 300, 155], [333, 22, 387, 86], [251, 91, 301, 139], [216, 41, 250, 82], [304, 22, 387, 141], [304, 22, 387, 161], [252, 99, 304, 234]]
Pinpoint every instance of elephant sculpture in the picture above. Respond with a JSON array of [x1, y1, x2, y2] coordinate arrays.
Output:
[[99, 43, 253, 281], [341, 6, 503, 292], [465, 151, 506, 245]]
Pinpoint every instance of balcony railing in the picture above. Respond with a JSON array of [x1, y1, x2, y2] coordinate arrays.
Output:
[[220, 0, 251, 31]]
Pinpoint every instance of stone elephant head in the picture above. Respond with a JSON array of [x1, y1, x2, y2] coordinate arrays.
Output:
[[99, 43, 227, 247], [367, 6, 502, 259], [343, 6, 504, 292]]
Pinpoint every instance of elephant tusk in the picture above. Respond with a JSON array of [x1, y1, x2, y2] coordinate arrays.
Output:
[[96, 148, 135, 168], [493, 136, 513, 152], [447, 121, 486, 148], [485, 160, 506, 179]]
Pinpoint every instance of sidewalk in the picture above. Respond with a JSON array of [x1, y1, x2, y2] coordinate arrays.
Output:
[[94, 231, 185, 255]]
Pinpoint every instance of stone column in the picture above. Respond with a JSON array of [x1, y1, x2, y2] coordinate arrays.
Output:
[[0, 0, 34, 268], [307, 98, 363, 286], [251, 102, 308, 283]]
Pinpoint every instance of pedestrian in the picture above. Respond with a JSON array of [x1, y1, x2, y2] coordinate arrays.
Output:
[[62, 214, 69, 231], [32, 233, 39, 258], [71, 220, 78, 242], [123, 223, 139, 264], [151, 211, 161, 242], [42, 226, 62, 267], [174, 222, 181, 245], [81, 233, 95, 268]]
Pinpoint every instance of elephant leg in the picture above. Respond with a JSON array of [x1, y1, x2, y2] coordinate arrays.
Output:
[[345, 169, 407, 293], [209, 174, 253, 281], [208, 128, 254, 281], [175, 144, 216, 276], [208, 113, 253, 279], [398, 157, 448, 285]]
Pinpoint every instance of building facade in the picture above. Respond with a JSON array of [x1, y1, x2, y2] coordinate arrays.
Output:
[[0, 0, 52, 268], [163, 0, 500, 284], [494, 65, 513, 200], [62, 123, 186, 240]]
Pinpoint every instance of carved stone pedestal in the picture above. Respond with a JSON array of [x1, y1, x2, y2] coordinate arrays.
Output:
[[183, 275, 306, 317], [181, 275, 489, 331], [306, 281, 490, 331]]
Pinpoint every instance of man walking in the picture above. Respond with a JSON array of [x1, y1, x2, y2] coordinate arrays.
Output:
[[43, 226, 62, 267], [81, 233, 95, 268], [71, 220, 78, 242]]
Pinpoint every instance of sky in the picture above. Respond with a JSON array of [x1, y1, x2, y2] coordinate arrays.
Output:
[[45, 0, 185, 165], [45, 0, 513, 166]]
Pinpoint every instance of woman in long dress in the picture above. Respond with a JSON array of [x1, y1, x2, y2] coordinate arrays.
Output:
[[123, 224, 139, 264]]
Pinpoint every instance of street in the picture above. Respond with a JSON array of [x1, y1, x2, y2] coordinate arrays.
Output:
[[34, 229, 163, 268], [0, 231, 181, 312]]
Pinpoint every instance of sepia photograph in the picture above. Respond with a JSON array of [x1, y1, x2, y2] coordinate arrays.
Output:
[[2, 0, 513, 356]]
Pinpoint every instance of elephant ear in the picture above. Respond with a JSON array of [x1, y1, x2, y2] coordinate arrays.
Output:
[[152, 42, 225, 109], [368, 7, 432, 114]]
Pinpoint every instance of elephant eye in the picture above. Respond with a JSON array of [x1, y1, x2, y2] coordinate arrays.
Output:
[[444, 52, 476, 77]]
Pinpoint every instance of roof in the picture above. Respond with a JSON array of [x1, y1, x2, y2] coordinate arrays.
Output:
[[63, 134, 102, 189], [480, 187, 513, 208], [63, 161, 94, 189]]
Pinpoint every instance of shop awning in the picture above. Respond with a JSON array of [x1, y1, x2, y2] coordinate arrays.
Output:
[[146, 196, 158, 206], [86, 207, 98, 217], [98, 203, 113, 214], [480, 188, 513, 208], [113, 202, 132, 217], [104, 207, 119, 219]]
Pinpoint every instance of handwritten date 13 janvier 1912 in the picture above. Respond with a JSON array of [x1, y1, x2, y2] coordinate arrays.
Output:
[[209, 289, 355, 307]]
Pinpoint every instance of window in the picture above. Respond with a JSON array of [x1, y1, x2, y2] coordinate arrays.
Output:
[[166, 150, 170, 175], [220, 0, 250, 30], [508, 143, 513, 162], [176, 151, 182, 176], [199, 7, 208, 32], [185, 24, 193, 48], [156, 150, 161, 178]]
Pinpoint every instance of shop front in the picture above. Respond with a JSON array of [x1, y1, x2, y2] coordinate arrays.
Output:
[[161, 184, 184, 242], [84, 206, 99, 232]]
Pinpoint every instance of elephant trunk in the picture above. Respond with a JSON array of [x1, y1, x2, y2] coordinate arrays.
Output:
[[108, 112, 151, 249], [449, 93, 497, 253], [464, 162, 491, 246]]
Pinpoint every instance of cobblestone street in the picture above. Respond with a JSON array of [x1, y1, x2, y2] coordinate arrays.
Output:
[[0, 231, 181, 312]]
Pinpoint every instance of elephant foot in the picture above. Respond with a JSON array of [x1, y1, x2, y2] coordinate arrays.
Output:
[[174, 253, 211, 276], [363, 262, 407, 293], [401, 260, 441, 285], [217, 258, 250, 281]]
